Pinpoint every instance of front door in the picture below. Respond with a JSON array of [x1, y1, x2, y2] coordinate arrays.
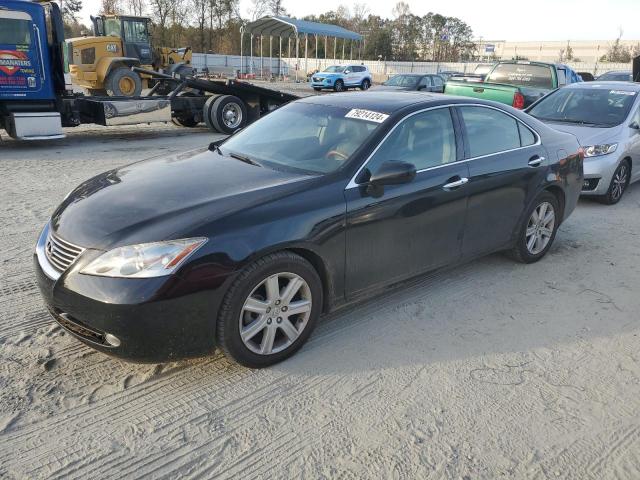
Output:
[[456, 105, 548, 257], [345, 107, 469, 296], [0, 7, 53, 100]]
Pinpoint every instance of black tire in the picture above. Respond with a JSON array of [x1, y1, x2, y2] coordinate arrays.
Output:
[[217, 251, 323, 368], [313, 87, 322, 92], [360, 78, 371, 90], [204, 95, 247, 135], [507, 191, 560, 264], [334, 79, 344, 92], [203, 95, 219, 132], [104, 67, 142, 97], [596, 159, 630, 205], [171, 91, 200, 127]]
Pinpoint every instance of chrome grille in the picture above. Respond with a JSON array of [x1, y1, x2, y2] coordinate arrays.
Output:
[[45, 231, 84, 272]]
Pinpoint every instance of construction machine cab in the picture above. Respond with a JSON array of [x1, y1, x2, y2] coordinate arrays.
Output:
[[91, 15, 154, 65]]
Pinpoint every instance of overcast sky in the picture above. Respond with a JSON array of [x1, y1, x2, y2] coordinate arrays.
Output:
[[78, 0, 640, 41]]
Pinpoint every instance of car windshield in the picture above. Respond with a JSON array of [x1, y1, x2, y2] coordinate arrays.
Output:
[[488, 63, 553, 89], [323, 66, 345, 73], [220, 102, 384, 174], [384, 75, 419, 87], [528, 87, 637, 127]]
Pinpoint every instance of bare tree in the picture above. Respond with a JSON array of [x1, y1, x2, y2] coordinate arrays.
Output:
[[101, 0, 121, 14], [127, 0, 146, 16], [149, 0, 177, 43]]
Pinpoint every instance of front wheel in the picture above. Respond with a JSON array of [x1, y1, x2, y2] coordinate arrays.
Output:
[[217, 252, 322, 368], [334, 80, 344, 92], [104, 67, 142, 97], [313, 87, 322, 92], [507, 191, 560, 263], [597, 160, 630, 205]]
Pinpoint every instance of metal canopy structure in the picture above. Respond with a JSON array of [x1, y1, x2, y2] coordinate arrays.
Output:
[[239, 16, 364, 81]]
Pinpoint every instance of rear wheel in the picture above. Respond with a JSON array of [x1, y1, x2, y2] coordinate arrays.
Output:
[[205, 95, 247, 135], [217, 252, 322, 368], [597, 160, 630, 205], [360, 78, 371, 90], [334, 79, 344, 92], [105, 67, 142, 97], [508, 191, 560, 263]]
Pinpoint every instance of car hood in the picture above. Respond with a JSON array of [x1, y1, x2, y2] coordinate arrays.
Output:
[[542, 122, 622, 146], [313, 72, 339, 79], [51, 148, 315, 250]]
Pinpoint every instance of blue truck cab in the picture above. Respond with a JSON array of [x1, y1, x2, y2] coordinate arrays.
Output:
[[0, 0, 67, 139]]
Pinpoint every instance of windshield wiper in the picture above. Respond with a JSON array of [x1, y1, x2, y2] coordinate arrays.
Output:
[[228, 152, 262, 167]]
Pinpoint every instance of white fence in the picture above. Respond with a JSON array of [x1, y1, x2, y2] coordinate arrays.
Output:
[[192, 53, 632, 81]]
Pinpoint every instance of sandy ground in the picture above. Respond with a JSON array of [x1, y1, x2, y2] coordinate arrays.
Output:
[[0, 123, 639, 479]]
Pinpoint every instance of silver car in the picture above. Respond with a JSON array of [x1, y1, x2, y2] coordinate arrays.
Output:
[[527, 82, 640, 204]]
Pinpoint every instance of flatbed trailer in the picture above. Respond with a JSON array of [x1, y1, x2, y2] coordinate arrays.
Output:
[[0, 0, 298, 141]]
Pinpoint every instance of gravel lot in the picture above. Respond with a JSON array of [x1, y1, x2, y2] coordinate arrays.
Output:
[[1, 124, 639, 479]]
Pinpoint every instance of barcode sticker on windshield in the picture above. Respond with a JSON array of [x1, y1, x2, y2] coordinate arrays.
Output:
[[345, 109, 389, 123], [610, 90, 636, 96]]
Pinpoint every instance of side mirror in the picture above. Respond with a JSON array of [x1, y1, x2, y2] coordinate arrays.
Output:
[[368, 161, 416, 187], [630, 121, 640, 130], [344, 69, 351, 74]]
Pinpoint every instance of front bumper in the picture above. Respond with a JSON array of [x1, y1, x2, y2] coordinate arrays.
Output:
[[580, 152, 619, 196], [34, 224, 226, 363]]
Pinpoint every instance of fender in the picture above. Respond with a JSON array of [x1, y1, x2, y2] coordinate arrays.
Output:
[[96, 56, 141, 79]]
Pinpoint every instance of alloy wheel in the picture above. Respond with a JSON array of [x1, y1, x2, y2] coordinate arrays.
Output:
[[222, 103, 242, 129], [525, 201, 555, 255], [611, 163, 629, 202], [239, 272, 312, 355]]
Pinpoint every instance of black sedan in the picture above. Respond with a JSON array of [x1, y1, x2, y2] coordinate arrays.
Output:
[[373, 74, 445, 93], [35, 93, 584, 368]]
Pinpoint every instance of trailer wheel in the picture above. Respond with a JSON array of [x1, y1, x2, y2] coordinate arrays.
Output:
[[208, 95, 248, 135], [105, 67, 142, 97]]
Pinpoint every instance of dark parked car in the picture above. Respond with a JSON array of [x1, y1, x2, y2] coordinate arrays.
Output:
[[373, 74, 445, 93], [437, 71, 465, 82], [597, 71, 632, 82], [35, 92, 584, 368]]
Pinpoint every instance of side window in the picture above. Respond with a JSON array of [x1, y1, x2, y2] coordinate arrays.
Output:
[[518, 122, 537, 146], [367, 108, 457, 172], [557, 68, 567, 86], [459, 106, 521, 157], [123, 20, 148, 43], [433, 76, 443, 87], [419, 76, 431, 87]]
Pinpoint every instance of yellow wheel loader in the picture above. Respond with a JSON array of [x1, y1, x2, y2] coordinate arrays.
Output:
[[66, 15, 193, 96]]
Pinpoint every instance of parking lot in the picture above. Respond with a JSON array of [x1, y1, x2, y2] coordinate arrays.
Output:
[[0, 124, 638, 478]]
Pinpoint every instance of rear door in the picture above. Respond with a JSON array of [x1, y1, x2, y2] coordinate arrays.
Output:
[[456, 105, 547, 257], [0, 7, 53, 100]]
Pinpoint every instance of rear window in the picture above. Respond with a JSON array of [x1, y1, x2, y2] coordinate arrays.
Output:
[[0, 12, 32, 45], [488, 63, 554, 89]]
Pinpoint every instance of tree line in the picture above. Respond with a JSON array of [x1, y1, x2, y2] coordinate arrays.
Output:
[[58, 0, 479, 62]]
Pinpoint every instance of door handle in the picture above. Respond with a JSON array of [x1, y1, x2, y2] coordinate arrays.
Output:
[[443, 177, 469, 190], [528, 156, 545, 167]]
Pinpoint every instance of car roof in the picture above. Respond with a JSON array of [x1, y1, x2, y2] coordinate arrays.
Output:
[[389, 73, 430, 77], [562, 81, 640, 91], [297, 91, 509, 114]]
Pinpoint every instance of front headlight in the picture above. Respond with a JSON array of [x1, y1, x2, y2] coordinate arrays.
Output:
[[80, 238, 207, 278], [583, 143, 617, 157]]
